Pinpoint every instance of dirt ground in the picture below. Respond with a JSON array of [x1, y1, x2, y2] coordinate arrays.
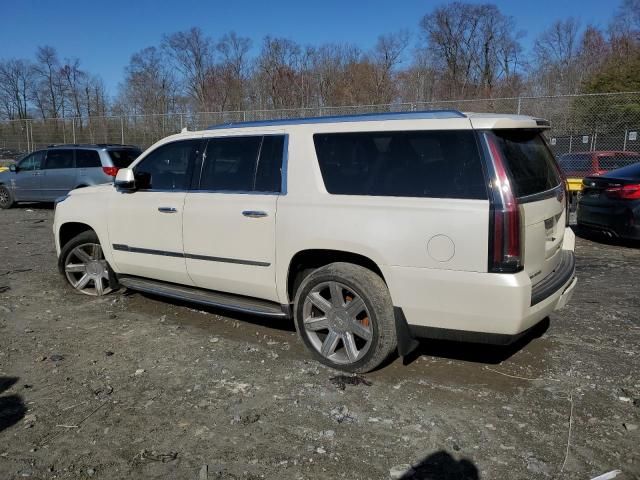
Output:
[[0, 205, 638, 480]]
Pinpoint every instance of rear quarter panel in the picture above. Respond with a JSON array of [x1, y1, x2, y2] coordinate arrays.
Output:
[[275, 125, 490, 303]]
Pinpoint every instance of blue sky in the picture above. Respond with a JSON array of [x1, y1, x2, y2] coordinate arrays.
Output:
[[2, 0, 619, 96]]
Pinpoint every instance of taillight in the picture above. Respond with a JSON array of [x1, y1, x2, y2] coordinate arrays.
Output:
[[605, 184, 640, 200], [102, 166, 119, 177], [485, 133, 522, 273]]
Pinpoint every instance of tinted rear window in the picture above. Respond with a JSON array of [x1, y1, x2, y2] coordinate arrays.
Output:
[[44, 149, 74, 169], [76, 149, 101, 168], [598, 155, 640, 171], [108, 148, 141, 168], [313, 130, 487, 199], [491, 130, 561, 197]]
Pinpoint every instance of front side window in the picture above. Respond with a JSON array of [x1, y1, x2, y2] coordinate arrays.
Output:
[[18, 151, 45, 171], [76, 150, 102, 168], [44, 149, 74, 169], [313, 130, 487, 199], [199, 135, 285, 193], [134, 140, 199, 190]]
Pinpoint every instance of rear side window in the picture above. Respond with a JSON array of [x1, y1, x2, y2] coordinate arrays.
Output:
[[44, 149, 74, 169], [255, 136, 285, 192], [200, 135, 285, 193], [491, 130, 561, 197], [108, 148, 141, 168], [313, 130, 487, 199], [598, 155, 640, 171], [76, 150, 102, 168]]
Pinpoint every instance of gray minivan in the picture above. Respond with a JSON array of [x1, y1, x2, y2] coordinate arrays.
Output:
[[0, 144, 141, 208]]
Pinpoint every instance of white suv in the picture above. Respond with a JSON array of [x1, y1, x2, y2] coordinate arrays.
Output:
[[53, 111, 577, 372]]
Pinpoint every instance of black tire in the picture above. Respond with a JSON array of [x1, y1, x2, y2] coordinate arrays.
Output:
[[59, 230, 117, 295], [293, 262, 397, 373], [0, 185, 14, 209]]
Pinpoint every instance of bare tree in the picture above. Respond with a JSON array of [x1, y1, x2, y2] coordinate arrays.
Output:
[[33, 46, 63, 118], [117, 47, 178, 115], [0, 59, 34, 119], [369, 31, 410, 103], [60, 58, 86, 119], [256, 37, 303, 109], [419, 2, 522, 99], [531, 18, 581, 94], [163, 28, 214, 110], [216, 32, 252, 110]]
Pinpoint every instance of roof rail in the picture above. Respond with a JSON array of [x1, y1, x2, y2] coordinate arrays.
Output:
[[207, 109, 466, 130], [46, 143, 139, 148]]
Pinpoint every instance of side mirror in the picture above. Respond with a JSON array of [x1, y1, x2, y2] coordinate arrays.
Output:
[[9, 164, 17, 172], [114, 168, 136, 191]]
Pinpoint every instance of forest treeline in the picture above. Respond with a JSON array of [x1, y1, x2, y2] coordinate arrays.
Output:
[[1, 0, 639, 121]]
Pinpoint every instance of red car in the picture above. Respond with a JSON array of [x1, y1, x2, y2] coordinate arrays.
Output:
[[558, 151, 640, 201], [559, 150, 640, 178]]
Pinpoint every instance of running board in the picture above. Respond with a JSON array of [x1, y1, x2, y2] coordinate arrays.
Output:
[[118, 276, 290, 318]]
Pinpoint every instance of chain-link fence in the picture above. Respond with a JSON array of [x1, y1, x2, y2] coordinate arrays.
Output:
[[1, 92, 639, 163]]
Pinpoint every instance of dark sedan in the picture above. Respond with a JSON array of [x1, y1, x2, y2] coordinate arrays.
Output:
[[577, 162, 640, 240]]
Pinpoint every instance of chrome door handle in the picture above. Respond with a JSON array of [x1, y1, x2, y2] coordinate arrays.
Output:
[[158, 207, 177, 213], [242, 210, 268, 218]]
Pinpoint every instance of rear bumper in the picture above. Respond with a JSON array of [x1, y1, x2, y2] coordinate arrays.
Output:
[[387, 228, 577, 344], [577, 203, 640, 239]]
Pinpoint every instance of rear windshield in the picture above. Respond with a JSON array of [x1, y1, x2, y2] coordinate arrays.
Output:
[[108, 148, 141, 168], [598, 155, 640, 171], [492, 130, 561, 197]]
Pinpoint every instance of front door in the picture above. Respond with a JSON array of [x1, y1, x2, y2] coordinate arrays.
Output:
[[41, 149, 77, 200], [107, 139, 201, 285], [183, 134, 285, 302], [12, 151, 45, 201]]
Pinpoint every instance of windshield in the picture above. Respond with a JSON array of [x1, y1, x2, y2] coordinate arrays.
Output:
[[491, 130, 562, 197], [108, 148, 141, 168]]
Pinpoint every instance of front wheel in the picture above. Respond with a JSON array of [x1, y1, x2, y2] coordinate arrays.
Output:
[[0, 185, 14, 209], [293, 262, 397, 373], [60, 231, 115, 296]]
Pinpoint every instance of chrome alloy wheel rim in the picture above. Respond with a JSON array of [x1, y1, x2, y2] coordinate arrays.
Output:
[[0, 188, 9, 207], [64, 243, 112, 296], [302, 281, 373, 365]]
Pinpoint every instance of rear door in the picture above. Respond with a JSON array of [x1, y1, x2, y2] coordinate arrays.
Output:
[[75, 149, 105, 185], [41, 149, 77, 200], [183, 134, 285, 302], [490, 130, 565, 285]]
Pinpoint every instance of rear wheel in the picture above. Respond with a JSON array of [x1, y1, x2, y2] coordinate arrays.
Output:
[[60, 231, 114, 296], [0, 186, 14, 209], [294, 262, 397, 373]]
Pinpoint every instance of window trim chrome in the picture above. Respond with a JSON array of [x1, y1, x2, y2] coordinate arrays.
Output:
[[517, 183, 564, 204]]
